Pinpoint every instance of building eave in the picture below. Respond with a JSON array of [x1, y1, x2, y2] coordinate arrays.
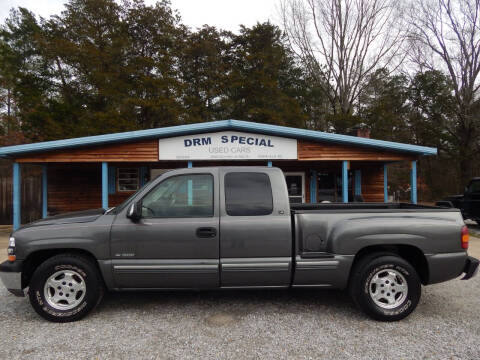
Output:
[[0, 119, 438, 157]]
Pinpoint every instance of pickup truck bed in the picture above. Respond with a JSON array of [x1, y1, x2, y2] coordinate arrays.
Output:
[[291, 203, 469, 287]]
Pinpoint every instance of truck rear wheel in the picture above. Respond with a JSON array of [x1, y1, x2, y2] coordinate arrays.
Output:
[[349, 253, 421, 321], [28, 254, 104, 322]]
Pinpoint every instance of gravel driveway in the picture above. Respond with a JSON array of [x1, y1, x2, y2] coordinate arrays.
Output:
[[0, 239, 479, 359]]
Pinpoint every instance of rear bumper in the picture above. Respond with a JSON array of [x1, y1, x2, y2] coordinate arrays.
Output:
[[461, 256, 479, 280], [0, 260, 24, 297]]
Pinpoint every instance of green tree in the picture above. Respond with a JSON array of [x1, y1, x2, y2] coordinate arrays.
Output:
[[122, 0, 184, 128], [179, 25, 229, 123], [408, 70, 459, 198], [222, 22, 306, 127], [0, 8, 56, 141], [358, 68, 410, 142]]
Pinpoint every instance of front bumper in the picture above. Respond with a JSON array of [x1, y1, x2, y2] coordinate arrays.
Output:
[[461, 256, 479, 280], [0, 260, 24, 297]]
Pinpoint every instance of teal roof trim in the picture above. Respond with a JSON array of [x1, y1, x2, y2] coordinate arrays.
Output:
[[0, 119, 437, 157]]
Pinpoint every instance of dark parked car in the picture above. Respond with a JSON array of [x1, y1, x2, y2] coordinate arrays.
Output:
[[439, 178, 480, 224], [1, 167, 478, 323]]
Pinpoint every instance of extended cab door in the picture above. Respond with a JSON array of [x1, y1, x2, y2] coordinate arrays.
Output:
[[219, 168, 292, 287], [110, 169, 219, 289]]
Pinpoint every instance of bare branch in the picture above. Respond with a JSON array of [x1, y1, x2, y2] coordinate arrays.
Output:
[[279, 0, 407, 119]]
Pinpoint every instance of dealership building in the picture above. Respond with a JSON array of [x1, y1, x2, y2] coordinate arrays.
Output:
[[0, 120, 437, 230]]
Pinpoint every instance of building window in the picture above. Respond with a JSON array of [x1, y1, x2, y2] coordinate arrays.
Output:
[[117, 168, 140, 192]]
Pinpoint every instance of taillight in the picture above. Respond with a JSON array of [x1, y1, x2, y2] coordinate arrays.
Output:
[[7, 236, 15, 262], [461, 225, 469, 249]]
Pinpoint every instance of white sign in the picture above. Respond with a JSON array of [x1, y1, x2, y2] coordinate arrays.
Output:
[[158, 131, 297, 160]]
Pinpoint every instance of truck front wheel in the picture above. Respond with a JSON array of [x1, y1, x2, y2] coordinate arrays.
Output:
[[28, 254, 104, 322], [349, 253, 421, 321]]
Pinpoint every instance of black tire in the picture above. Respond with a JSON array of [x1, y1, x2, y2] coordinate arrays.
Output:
[[349, 253, 421, 321], [28, 254, 104, 322]]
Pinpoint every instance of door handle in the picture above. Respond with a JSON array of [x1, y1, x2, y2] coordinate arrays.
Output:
[[196, 227, 217, 238]]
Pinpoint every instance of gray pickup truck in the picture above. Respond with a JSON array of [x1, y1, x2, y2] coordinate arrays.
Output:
[[1, 167, 478, 322]]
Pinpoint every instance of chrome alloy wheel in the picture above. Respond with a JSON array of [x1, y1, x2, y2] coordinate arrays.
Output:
[[43, 270, 86, 310], [368, 268, 408, 309]]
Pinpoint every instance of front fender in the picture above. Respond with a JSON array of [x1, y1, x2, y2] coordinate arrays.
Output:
[[13, 215, 113, 260], [19, 237, 109, 260]]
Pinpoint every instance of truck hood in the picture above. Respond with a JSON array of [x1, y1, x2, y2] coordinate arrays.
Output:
[[19, 208, 106, 229]]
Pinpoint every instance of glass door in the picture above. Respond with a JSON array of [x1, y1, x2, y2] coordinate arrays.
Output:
[[285, 172, 305, 203]]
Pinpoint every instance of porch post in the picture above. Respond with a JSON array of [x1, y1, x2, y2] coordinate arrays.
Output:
[[12, 162, 21, 230], [342, 161, 349, 203], [102, 162, 108, 209], [411, 160, 417, 204], [42, 165, 48, 218], [354, 169, 361, 196], [187, 161, 193, 205], [310, 170, 317, 203], [384, 164, 388, 203]]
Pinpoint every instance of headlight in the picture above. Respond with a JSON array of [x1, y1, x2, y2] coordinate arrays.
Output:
[[9, 237, 15, 247]]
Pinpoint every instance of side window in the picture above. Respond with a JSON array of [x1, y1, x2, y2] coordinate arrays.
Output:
[[141, 174, 213, 218], [225, 172, 273, 216], [468, 180, 480, 193]]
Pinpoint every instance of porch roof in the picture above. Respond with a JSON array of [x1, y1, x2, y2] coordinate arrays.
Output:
[[0, 119, 437, 157]]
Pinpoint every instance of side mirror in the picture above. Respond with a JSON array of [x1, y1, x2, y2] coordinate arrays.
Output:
[[126, 201, 142, 221]]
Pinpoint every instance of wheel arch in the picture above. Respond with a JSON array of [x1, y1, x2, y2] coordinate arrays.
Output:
[[21, 248, 104, 289], [349, 244, 429, 285]]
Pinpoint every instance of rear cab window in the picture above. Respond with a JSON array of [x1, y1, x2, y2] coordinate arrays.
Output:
[[224, 172, 273, 216]]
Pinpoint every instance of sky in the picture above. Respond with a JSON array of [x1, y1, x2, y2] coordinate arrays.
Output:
[[0, 0, 279, 32]]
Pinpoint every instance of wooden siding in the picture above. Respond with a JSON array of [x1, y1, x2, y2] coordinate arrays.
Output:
[[360, 165, 385, 202], [16, 140, 159, 163], [0, 161, 42, 224], [298, 140, 416, 161], [47, 165, 102, 213], [46, 164, 137, 214], [14, 138, 417, 163]]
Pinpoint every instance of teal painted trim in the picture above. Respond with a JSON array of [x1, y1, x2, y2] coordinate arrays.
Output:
[[411, 160, 417, 204], [139, 166, 148, 186], [186, 162, 193, 204], [42, 165, 48, 218], [384, 165, 388, 203], [187, 179, 193, 206], [354, 169, 361, 196], [310, 170, 317, 203], [342, 161, 348, 203], [267, 161, 272, 167], [102, 162, 108, 209], [108, 165, 116, 194], [0, 119, 437, 157], [12, 163, 20, 230]]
